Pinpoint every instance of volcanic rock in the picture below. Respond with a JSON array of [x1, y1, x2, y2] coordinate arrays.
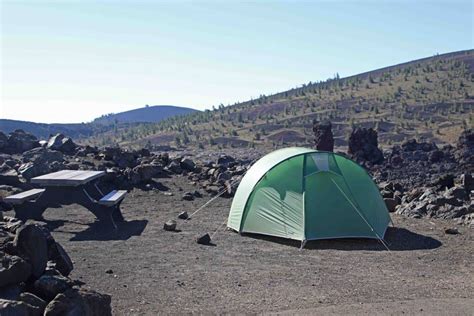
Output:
[[196, 233, 211, 245], [0, 253, 32, 288], [0, 298, 36, 316], [44, 288, 112, 316], [312, 120, 334, 152], [0, 132, 8, 151], [19, 292, 47, 315], [182, 192, 194, 201], [348, 128, 383, 164], [163, 220, 177, 231], [461, 173, 473, 192], [0, 165, 21, 186], [33, 274, 73, 301], [444, 227, 460, 235], [4, 130, 40, 154], [128, 164, 163, 184], [46, 134, 76, 154], [14, 224, 48, 278], [384, 198, 399, 213], [180, 158, 196, 171], [178, 211, 189, 220]]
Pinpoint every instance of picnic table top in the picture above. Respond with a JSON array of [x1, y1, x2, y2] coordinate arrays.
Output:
[[31, 170, 105, 187]]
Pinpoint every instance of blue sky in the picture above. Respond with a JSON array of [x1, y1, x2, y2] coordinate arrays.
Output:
[[1, 0, 472, 123]]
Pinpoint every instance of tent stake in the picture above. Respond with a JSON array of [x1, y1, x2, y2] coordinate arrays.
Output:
[[299, 240, 307, 251]]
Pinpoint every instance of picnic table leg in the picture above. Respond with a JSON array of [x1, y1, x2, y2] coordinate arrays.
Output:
[[73, 188, 118, 230], [82, 203, 118, 230], [12, 189, 61, 221], [83, 183, 125, 225], [14, 202, 48, 221], [112, 201, 125, 222]]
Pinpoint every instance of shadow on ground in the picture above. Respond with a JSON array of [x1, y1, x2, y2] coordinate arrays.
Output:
[[45, 219, 148, 241], [244, 227, 442, 251], [70, 220, 148, 241]]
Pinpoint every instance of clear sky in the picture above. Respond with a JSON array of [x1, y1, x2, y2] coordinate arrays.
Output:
[[1, 0, 472, 123]]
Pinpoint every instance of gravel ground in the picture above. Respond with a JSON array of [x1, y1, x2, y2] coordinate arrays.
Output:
[[8, 175, 473, 315]]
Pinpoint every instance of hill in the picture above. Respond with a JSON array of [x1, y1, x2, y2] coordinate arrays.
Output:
[[93, 105, 198, 124], [0, 105, 198, 141], [0, 119, 99, 140], [96, 50, 473, 149]]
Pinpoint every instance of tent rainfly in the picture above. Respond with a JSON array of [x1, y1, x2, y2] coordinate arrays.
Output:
[[227, 147, 391, 247]]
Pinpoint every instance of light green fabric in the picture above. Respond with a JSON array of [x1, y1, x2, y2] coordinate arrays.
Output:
[[227, 148, 390, 242], [228, 147, 315, 231], [241, 155, 305, 240]]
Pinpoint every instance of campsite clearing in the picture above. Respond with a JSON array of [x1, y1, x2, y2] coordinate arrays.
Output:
[[8, 175, 473, 315]]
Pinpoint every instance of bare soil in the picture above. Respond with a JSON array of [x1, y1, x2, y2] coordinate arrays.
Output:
[[7, 175, 473, 315]]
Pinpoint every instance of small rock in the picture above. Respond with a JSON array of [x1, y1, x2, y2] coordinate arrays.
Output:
[[182, 192, 194, 201], [196, 233, 211, 245], [444, 227, 460, 235], [163, 220, 177, 231], [384, 198, 399, 213], [178, 211, 189, 220]]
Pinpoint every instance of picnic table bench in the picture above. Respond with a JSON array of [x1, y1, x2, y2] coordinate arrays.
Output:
[[4, 170, 127, 229]]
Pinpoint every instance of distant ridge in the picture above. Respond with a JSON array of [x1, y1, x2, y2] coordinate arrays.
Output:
[[0, 105, 198, 139], [0, 119, 96, 140], [93, 105, 198, 124]]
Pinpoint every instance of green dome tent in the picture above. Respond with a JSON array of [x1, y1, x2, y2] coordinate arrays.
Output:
[[228, 147, 390, 247]]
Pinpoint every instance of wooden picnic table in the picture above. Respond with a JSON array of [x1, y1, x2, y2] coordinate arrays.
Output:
[[5, 170, 127, 229], [31, 170, 105, 187]]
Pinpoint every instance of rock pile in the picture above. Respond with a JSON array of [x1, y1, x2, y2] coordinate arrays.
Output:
[[312, 120, 334, 152], [393, 173, 473, 226], [185, 154, 250, 197], [0, 217, 112, 315], [372, 129, 474, 189], [370, 130, 474, 226], [0, 131, 250, 212]]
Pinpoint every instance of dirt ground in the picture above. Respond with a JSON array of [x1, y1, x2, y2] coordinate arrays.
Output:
[[8, 175, 473, 315]]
